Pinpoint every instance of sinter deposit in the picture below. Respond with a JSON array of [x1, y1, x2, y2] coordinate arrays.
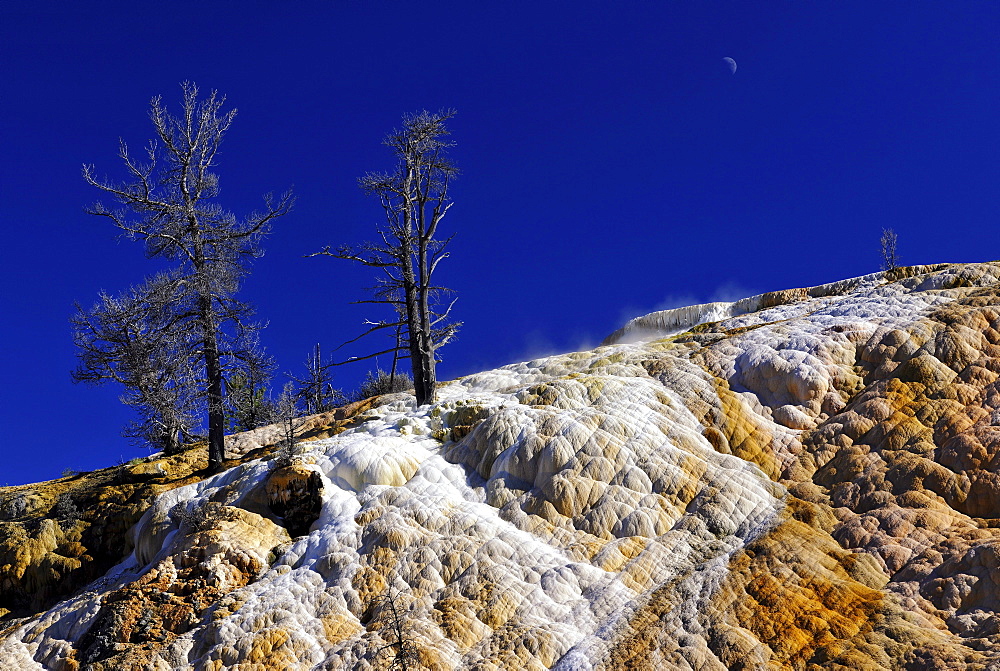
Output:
[[5, 262, 1000, 668]]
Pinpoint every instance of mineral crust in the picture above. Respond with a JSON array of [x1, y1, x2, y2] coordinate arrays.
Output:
[[5, 262, 1000, 669]]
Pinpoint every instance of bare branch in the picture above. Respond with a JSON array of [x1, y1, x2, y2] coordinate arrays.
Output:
[[332, 320, 405, 352], [330, 347, 410, 366]]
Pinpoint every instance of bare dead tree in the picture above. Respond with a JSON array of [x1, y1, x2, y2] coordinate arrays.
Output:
[[72, 272, 202, 454], [372, 588, 418, 671], [310, 110, 460, 406], [289, 343, 346, 415], [81, 82, 292, 470], [880, 227, 900, 272]]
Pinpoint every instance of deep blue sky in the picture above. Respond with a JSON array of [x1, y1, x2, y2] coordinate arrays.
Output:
[[2, 2, 997, 486]]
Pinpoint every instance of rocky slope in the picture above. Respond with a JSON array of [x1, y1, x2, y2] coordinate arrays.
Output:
[[5, 262, 1000, 669]]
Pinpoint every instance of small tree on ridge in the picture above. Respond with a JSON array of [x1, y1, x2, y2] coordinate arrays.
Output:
[[880, 227, 900, 272], [290, 343, 346, 415]]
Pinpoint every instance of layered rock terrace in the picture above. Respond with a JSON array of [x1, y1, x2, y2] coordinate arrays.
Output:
[[4, 262, 1000, 669]]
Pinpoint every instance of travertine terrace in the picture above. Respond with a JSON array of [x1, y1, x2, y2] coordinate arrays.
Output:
[[5, 262, 1000, 669]]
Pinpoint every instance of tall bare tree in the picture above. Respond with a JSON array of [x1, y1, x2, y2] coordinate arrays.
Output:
[[81, 82, 292, 470], [312, 110, 460, 405]]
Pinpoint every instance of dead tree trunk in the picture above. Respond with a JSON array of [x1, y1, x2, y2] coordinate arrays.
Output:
[[310, 110, 460, 406], [80, 82, 292, 465]]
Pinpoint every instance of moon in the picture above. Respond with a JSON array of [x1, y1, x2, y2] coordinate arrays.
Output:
[[722, 57, 737, 74]]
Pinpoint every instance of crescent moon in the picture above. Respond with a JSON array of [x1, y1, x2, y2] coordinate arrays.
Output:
[[722, 57, 737, 74]]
